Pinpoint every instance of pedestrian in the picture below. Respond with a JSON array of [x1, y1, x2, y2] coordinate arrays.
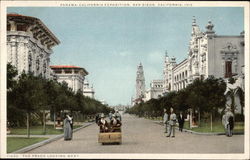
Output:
[[95, 113, 100, 124], [163, 108, 168, 133], [222, 107, 234, 137], [167, 107, 177, 138], [64, 114, 73, 141], [98, 113, 109, 133], [115, 110, 122, 121], [178, 111, 185, 132]]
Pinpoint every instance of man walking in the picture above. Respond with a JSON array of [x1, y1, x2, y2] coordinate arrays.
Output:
[[167, 107, 177, 138], [222, 107, 234, 137], [178, 111, 185, 132], [163, 108, 168, 133]]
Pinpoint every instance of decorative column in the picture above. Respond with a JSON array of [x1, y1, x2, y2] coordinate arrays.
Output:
[[10, 40, 17, 69], [233, 59, 238, 73], [221, 55, 225, 77], [9, 21, 17, 31]]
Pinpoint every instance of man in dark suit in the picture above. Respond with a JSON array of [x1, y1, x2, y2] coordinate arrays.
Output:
[[178, 111, 185, 132]]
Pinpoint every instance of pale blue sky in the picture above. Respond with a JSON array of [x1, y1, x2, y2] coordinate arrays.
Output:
[[7, 7, 244, 106]]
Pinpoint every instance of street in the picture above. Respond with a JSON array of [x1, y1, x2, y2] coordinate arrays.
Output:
[[28, 113, 244, 153]]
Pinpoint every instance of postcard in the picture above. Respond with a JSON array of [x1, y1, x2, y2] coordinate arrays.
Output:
[[0, 1, 249, 159]]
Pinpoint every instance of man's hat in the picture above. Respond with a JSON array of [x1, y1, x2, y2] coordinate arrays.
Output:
[[100, 113, 105, 118]]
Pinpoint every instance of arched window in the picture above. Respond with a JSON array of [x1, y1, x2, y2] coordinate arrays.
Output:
[[225, 61, 232, 78]]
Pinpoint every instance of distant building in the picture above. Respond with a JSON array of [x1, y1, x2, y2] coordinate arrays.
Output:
[[132, 63, 146, 105], [135, 63, 146, 99], [145, 80, 164, 101], [101, 100, 108, 106], [7, 13, 60, 79], [133, 63, 164, 104], [83, 80, 95, 98], [50, 65, 88, 93]]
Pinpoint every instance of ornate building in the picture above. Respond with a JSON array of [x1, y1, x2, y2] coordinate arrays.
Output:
[[7, 13, 60, 79], [145, 80, 164, 101], [50, 65, 88, 93], [163, 17, 245, 113], [83, 80, 95, 98]]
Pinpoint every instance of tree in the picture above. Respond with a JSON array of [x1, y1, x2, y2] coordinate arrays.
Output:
[[7, 63, 17, 90], [7, 63, 22, 127], [236, 87, 244, 115], [172, 89, 189, 113], [11, 72, 45, 138]]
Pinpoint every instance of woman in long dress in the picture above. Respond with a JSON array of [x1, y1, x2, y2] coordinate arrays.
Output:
[[64, 114, 73, 140]]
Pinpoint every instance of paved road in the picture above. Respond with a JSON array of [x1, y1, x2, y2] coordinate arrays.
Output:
[[28, 114, 244, 153]]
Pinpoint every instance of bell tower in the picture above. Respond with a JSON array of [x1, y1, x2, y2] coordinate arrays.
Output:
[[136, 62, 146, 99]]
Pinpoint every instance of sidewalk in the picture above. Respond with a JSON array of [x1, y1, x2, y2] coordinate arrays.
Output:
[[11, 122, 94, 153], [7, 134, 58, 138], [153, 120, 244, 136]]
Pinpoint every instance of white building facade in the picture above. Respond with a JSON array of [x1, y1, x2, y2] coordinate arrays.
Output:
[[145, 80, 164, 101], [7, 13, 60, 79], [83, 80, 95, 98], [163, 17, 245, 113], [50, 65, 88, 93]]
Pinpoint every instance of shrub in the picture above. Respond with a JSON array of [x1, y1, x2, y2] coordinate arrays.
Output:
[[234, 113, 244, 122]]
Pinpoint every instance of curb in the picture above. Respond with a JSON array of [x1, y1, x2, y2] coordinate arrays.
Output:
[[13, 122, 93, 153], [153, 121, 244, 136]]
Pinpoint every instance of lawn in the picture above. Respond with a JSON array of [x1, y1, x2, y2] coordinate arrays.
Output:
[[9, 124, 82, 135], [7, 137, 48, 153], [183, 121, 244, 133]]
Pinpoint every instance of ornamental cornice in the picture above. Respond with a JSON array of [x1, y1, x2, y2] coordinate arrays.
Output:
[[220, 42, 239, 61], [29, 37, 52, 54], [7, 14, 60, 49]]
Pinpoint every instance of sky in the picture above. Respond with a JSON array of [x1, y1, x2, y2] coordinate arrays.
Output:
[[7, 7, 244, 106]]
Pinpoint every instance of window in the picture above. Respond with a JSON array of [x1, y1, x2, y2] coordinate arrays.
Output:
[[28, 54, 32, 72], [225, 61, 232, 78], [7, 24, 10, 31], [65, 69, 72, 74], [54, 70, 62, 74], [17, 24, 28, 31]]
